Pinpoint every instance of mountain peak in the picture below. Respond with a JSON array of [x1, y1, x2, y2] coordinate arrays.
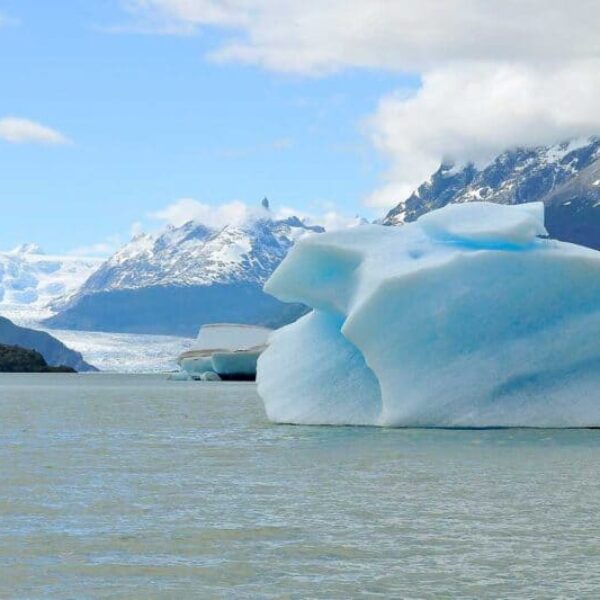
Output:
[[74, 210, 324, 296], [10, 243, 44, 255], [45, 208, 324, 335], [382, 137, 600, 250]]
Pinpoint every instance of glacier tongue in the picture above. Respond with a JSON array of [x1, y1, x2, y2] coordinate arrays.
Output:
[[257, 201, 600, 427]]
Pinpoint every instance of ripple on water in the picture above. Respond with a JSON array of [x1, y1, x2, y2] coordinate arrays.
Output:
[[1, 374, 600, 598]]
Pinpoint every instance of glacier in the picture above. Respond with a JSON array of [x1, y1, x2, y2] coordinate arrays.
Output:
[[0, 245, 101, 324], [45, 328, 195, 373], [257, 202, 600, 427]]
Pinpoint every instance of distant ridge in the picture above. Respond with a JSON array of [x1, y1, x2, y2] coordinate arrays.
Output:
[[0, 343, 76, 373], [383, 138, 600, 250], [0, 316, 97, 371], [45, 209, 324, 336]]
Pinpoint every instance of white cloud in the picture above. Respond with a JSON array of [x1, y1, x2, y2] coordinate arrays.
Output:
[[150, 197, 362, 230], [123, 1, 600, 209], [365, 61, 600, 207], [150, 198, 257, 228], [364, 182, 416, 211], [275, 205, 365, 231], [0, 117, 70, 145], [125, 1, 600, 73], [66, 199, 361, 259], [313, 211, 366, 231], [130, 221, 144, 237]]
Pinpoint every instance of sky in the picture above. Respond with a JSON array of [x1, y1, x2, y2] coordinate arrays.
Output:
[[1, 1, 600, 255]]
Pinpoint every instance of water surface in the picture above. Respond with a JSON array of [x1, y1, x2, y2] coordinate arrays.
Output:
[[1, 374, 600, 598]]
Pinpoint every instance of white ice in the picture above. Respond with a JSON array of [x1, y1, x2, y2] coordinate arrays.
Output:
[[45, 328, 195, 373], [0, 247, 101, 323], [257, 202, 600, 427], [194, 324, 271, 352]]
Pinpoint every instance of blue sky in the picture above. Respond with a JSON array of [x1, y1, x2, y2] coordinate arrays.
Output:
[[0, 1, 417, 254], [1, 1, 597, 254]]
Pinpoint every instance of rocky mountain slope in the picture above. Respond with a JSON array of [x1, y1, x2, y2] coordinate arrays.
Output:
[[383, 138, 600, 250], [0, 316, 97, 371], [45, 210, 324, 336], [0, 344, 76, 373]]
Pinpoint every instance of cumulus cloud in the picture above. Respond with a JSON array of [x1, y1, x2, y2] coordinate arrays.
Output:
[[150, 197, 361, 231], [123, 1, 600, 209], [124, 1, 600, 73], [305, 210, 365, 231], [365, 61, 600, 206], [150, 198, 257, 228], [0, 117, 70, 145], [275, 205, 365, 231]]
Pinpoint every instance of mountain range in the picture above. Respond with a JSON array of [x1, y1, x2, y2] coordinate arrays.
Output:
[[45, 210, 324, 336], [3, 142, 600, 344], [383, 138, 600, 251]]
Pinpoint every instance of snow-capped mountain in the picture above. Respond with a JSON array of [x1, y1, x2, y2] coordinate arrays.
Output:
[[0, 245, 102, 325], [45, 210, 325, 336], [78, 214, 322, 292], [383, 138, 600, 250]]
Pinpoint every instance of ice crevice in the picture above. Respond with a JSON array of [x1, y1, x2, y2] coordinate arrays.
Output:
[[257, 202, 600, 428]]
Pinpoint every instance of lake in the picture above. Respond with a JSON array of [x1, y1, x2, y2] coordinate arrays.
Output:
[[1, 373, 600, 598]]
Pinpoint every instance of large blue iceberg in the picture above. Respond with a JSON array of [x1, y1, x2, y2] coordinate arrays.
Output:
[[257, 202, 600, 427]]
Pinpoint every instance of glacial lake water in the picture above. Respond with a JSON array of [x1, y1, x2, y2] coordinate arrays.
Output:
[[2, 374, 600, 598]]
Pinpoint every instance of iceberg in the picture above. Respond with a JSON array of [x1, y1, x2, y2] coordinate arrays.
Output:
[[257, 202, 600, 427], [178, 323, 271, 381]]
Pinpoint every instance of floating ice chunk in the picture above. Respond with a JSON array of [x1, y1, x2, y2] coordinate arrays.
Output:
[[168, 371, 191, 381], [212, 350, 261, 377], [179, 355, 213, 375], [417, 201, 548, 247], [257, 202, 600, 427], [194, 324, 271, 351], [178, 323, 270, 380], [200, 371, 221, 382]]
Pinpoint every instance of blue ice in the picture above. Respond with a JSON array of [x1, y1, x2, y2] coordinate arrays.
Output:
[[257, 202, 600, 427]]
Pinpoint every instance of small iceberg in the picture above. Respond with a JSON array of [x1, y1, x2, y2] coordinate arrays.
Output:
[[257, 202, 600, 427], [177, 323, 271, 381]]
